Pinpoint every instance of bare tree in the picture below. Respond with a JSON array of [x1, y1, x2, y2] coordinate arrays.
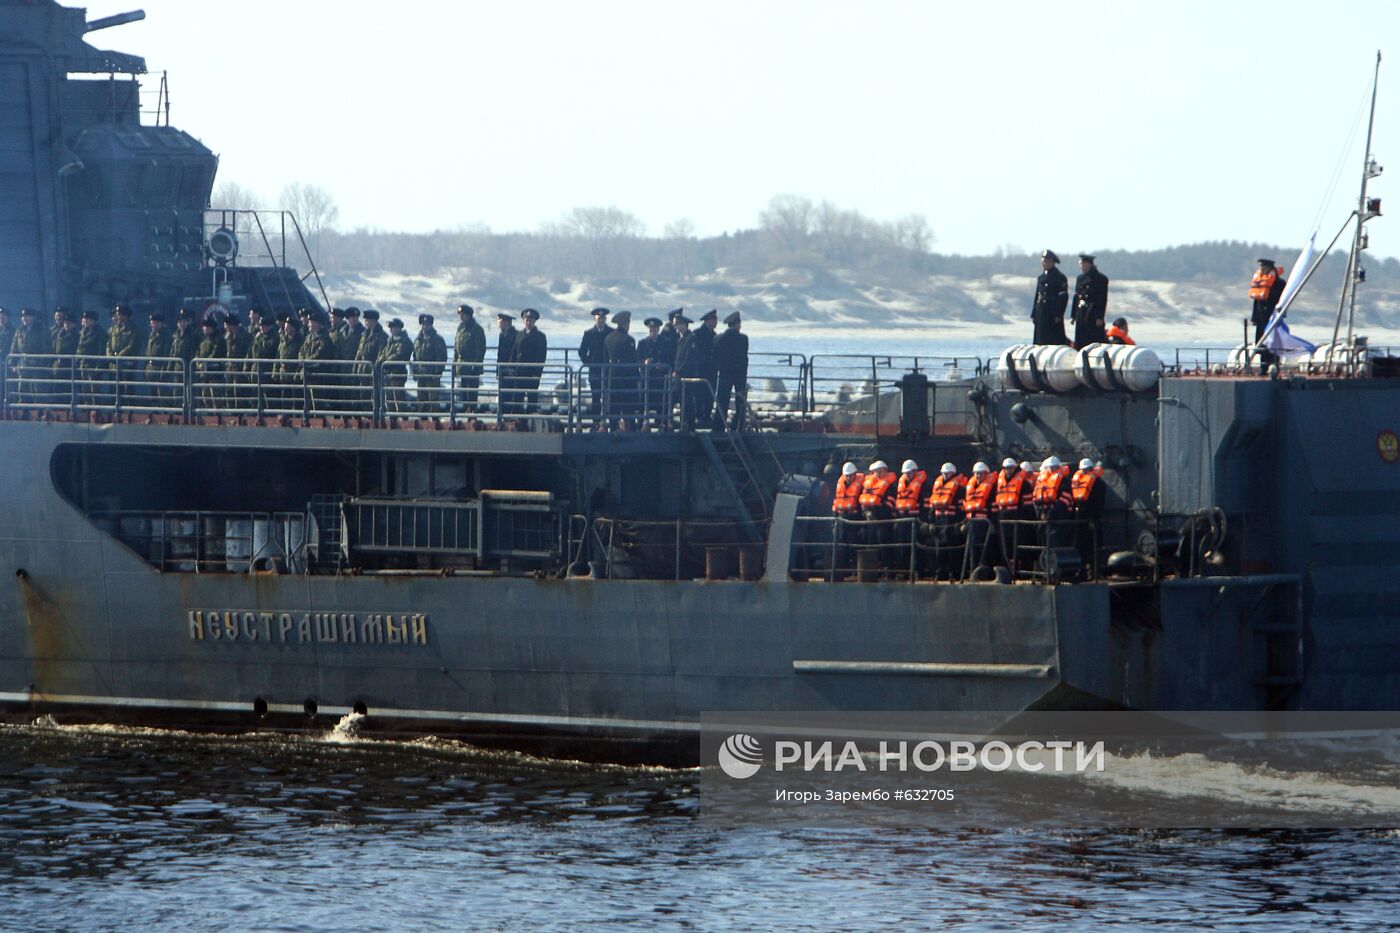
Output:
[[280, 181, 341, 262], [561, 206, 645, 240], [759, 194, 815, 254], [211, 181, 262, 211], [663, 218, 696, 240]]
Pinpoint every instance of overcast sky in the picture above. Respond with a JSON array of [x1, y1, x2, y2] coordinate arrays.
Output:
[[81, 0, 1398, 259]]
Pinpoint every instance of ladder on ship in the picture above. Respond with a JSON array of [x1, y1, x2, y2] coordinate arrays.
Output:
[[698, 429, 784, 543]]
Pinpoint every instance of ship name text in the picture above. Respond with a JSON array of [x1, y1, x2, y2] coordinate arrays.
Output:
[[187, 610, 429, 646]]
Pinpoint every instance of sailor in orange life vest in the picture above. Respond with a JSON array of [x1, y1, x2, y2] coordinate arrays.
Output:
[[925, 462, 967, 581], [992, 456, 1034, 572], [859, 460, 899, 568], [1105, 317, 1135, 345], [1250, 258, 1287, 370], [961, 461, 998, 576], [831, 461, 866, 571], [1031, 455, 1075, 554], [1070, 457, 1106, 576], [892, 459, 927, 571]]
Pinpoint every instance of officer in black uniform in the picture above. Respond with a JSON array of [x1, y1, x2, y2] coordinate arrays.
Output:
[[602, 310, 639, 429], [636, 316, 666, 426], [712, 311, 749, 431], [1071, 254, 1109, 347], [495, 312, 518, 415], [511, 309, 547, 415], [577, 307, 612, 425], [674, 310, 716, 430], [1031, 249, 1069, 345]]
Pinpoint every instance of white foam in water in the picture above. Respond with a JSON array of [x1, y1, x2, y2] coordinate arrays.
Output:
[[1084, 750, 1400, 816], [324, 711, 365, 744]]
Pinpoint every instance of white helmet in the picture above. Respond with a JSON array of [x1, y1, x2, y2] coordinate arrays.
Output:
[[1020, 461, 1032, 472], [1043, 455, 1062, 470], [940, 462, 956, 476], [901, 459, 919, 474], [841, 461, 857, 477], [868, 460, 888, 472], [1001, 457, 1017, 469], [1079, 458, 1095, 470], [973, 461, 990, 474]]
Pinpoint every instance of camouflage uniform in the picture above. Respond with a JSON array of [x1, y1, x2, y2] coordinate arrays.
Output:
[[413, 325, 448, 412], [274, 326, 304, 411], [76, 322, 109, 406], [195, 331, 226, 410], [298, 327, 336, 412], [354, 325, 388, 414], [455, 317, 487, 412], [249, 325, 280, 409], [51, 324, 79, 405], [378, 330, 413, 413], [145, 327, 176, 403], [223, 325, 253, 409], [11, 318, 50, 404]]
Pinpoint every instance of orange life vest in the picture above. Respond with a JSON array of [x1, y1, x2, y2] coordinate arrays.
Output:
[[895, 470, 927, 514], [1070, 469, 1099, 507], [832, 473, 865, 513], [858, 472, 897, 511], [1105, 325, 1135, 345], [962, 473, 996, 517], [925, 474, 966, 516], [994, 469, 1030, 512], [1249, 268, 1280, 302], [1031, 466, 1074, 508]]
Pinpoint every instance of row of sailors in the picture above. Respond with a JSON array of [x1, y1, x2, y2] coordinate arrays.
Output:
[[830, 456, 1105, 579], [832, 457, 1104, 520]]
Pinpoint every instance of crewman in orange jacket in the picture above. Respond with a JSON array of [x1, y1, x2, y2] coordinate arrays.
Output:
[[1070, 457, 1106, 578], [962, 461, 998, 576], [860, 460, 898, 568], [831, 461, 865, 574], [892, 459, 927, 576], [1032, 455, 1075, 560], [993, 457, 1033, 573], [1105, 317, 1135, 345], [926, 462, 967, 580]]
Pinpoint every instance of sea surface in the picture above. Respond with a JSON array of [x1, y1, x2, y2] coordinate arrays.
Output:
[[2, 720, 1398, 932]]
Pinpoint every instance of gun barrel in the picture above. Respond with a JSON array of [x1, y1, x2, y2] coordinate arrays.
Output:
[[85, 11, 146, 33]]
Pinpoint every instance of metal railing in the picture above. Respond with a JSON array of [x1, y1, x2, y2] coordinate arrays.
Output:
[[94, 509, 309, 573], [588, 516, 762, 580], [3, 350, 985, 434]]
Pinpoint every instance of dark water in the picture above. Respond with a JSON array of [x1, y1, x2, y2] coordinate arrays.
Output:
[[2, 722, 1398, 931]]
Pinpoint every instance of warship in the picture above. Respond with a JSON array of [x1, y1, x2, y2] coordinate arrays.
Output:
[[1, 3, 1396, 765]]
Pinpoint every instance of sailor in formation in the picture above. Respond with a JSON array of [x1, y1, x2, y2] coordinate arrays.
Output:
[[578, 308, 612, 424], [1071, 254, 1109, 347], [603, 310, 639, 428], [511, 308, 547, 414], [713, 311, 748, 431], [413, 313, 448, 412], [636, 316, 667, 422], [1031, 250, 1070, 345], [378, 318, 413, 412], [454, 304, 486, 413]]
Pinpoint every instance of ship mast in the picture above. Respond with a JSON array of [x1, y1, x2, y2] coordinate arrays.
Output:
[[1333, 51, 1384, 346]]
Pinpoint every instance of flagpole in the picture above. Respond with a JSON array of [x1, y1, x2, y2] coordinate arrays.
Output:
[[1337, 51, 1382, 346], [1258, 214, 1353, 346]]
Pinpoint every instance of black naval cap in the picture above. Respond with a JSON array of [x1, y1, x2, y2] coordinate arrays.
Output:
[[78, 309, 95, 321], [200, 316, 217, 328], [591, 307, 609, 318], [1042, 249, 1060, 263], [363, 309, 379, 321], [20, 307, 36, 317], [225, 312, 242, 325], [111, 304, 131, 317], [611, 310, 631, 325], [673, 313, 693, 325], [177, 308, 193, 321], [521, 308, 540, 321], [418, 313, 433, 325], [668, 307, 684, 320], [497, 311, 514, 322], [388, 318, 404, 329], [643, 316, 663, 327], [701, 308, 718, 322], [1078, 253, 1096, 263], [346, 307, 360, 318], [457, 304, 474, 315], [330, 307, 345, 318], [723, 311, 741, 326], [149, 311, 166, 323], [1257, 258, 1276, 267]]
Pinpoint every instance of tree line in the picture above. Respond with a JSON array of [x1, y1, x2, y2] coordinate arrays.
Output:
[[215, 184, 1397, 288]]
